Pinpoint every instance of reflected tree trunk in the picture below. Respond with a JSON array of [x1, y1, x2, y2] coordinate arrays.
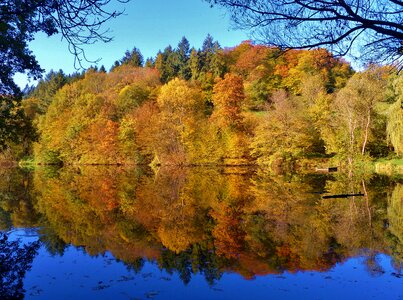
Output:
[[362, 179, 372, 228]]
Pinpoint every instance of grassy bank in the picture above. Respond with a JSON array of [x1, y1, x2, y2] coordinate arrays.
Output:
[[11, 155, 403, 178], [374, 158, 403, 176]]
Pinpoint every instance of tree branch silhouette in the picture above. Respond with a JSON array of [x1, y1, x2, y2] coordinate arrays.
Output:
[[207, 0, 403, 67], [0, 0, 129, 94]]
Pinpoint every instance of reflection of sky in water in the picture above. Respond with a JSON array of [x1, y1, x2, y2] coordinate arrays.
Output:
[[8, 229, 402, 300], [1, 167, 402, 300]]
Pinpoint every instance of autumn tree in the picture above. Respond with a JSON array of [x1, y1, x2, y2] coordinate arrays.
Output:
[[209, 73, 253, 164], [0, 0, 127, 153], [116, 83, 151, 117], [211, 73, 245, 129], [331, 67, 389, 164], [251, 90, 318, 165], [23, 70, 68, 118], [281, 49, 353, 94], [155, 78, 205, 164], [230, 42, 267, 77], [386, 76, 403, 156], [122, 101, 160, 164], [226, 42, 278, 108], [0, 95, 35, 153], [34, 65, 160, 164], [223, 44, 352, 109]]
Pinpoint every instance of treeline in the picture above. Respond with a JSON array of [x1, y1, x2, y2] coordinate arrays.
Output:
[[14, 36, 403, 166]]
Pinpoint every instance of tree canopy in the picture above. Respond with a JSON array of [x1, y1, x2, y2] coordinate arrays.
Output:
[[1, 36, 399, 165], [207, 0, 403, 67]]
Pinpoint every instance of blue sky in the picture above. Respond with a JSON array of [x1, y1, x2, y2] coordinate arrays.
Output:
[[15, 0, 249, 87]]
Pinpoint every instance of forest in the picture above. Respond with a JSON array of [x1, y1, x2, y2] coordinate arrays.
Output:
[[4, 35, 402, 170]]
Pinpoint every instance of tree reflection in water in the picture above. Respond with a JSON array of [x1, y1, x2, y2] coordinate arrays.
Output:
[[0, 166, 402, 288], [0, 232, 39, 299]]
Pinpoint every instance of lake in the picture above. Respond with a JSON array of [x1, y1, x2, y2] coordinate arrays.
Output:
[[0, 166, 401, 299]]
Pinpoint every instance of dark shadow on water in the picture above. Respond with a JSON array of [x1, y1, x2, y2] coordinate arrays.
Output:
[[0, 231, 40, 299]]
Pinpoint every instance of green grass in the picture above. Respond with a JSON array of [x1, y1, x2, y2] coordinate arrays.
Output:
[[374, 158, 403, 176]]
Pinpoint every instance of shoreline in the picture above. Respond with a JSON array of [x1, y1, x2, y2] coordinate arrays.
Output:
[[8, 157, 402, 176]]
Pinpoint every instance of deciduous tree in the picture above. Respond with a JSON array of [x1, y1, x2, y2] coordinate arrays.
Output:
[[211, 73, 245, 129], [333, 67, 388, 164], [251, 90, 317, 165]]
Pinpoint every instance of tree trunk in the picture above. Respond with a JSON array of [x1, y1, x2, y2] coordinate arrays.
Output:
[[348, 111, 355, 174], [362, 179, 372, 229], [362, 109, 371, 155]]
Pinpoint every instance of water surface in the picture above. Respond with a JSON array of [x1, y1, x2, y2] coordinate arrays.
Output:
[[0, 166, 402, 299]]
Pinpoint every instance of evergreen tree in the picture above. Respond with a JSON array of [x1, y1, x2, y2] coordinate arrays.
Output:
[[177, 37, 191, 61], [200, 34, 217, 73], [120, 47, 144, 67], [110, 60, 121, 72], [25, 70, 68, 116], [155, 46, 178, 83], [189, 49, 201, 81], [177, 37, 192, 80]]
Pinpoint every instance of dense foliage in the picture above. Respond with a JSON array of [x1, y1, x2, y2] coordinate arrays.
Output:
[[0, 0, 126, 153], [17, 38, 402, 168]]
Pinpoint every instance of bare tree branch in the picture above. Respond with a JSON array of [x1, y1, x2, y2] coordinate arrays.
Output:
[[207, 0, 403, 67], [0, 0, 129, 94]]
